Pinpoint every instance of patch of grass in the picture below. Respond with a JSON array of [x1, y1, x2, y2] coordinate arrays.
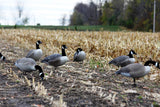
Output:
[[137, 95, 143, 100], [0, 25, 123, 31], [120, 94, 127, 99], [89, 59, 104, 70], [137, 95, 144, 103], [152, 102, 160, 107], [16, 80, 20, 83]]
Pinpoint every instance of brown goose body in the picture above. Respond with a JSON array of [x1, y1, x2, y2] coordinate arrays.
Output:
[[26, 40, 43, 61], [109, 50, 137, 67], [116, 60, 159, 86]]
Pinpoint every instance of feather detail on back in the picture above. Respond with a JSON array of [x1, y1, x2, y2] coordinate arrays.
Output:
[[115, 63, 149, 78], [74, 51, 86, 62], [41, 54, 62, 63], [48, 56, 69, 67], [109, 55, 129, 66], [41, 45, 68, 68], [26, 49, 43, 61], [15, 57, 36, 72], [120, 58, 136, 67]]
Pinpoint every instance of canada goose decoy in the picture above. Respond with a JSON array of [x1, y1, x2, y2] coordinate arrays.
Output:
[[41, 45, 69, 71], [15, 57, 44, 80], [73, 48, 86, 63], [0, 53, 5, 61], [115, 60, 159, 87], [109, 49, 137, 67], [26, 40, 43, 61]]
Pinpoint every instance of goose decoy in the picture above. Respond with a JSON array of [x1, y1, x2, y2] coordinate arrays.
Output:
[[109, 49, 137, 67], [73, 48, 86, 63], [41, 45, 69, 71], [26, 40, 43, 61], [115, 60, 159, 87], [15, 57, 44, 80], [0, 53, 5, 61]]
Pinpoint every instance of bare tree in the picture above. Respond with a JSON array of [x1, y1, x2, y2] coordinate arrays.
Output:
[[15, 0, 29, 25], [153, 0, 156, 32], [16, 1, 24, 18], [60, 14, 66, 26], [70, 2, 100, 25]]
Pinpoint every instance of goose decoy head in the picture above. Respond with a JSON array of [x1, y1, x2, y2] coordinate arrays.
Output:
[[76, 48, 83, 53], [35, 65, 44, 80], [130, 49, 137, 55], [1, 56, 5, 61], [2, 56, 5, 61], [144, 60, 159, 68], [0, 53, 5, 61], [149, 59, 160, 68], [62, 45, 67, 49], [37, 40, 42, 45], [39, 72, 44, 80], [155, 62, 159, 68]]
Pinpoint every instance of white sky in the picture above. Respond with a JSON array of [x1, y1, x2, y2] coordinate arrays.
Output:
[[0, 0, 90, 25]]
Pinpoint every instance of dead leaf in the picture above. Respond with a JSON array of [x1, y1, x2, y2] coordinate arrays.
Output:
[[80, 80, 94, 85], [86, 69, 89, 72], [150, 73, 158, 80], [31, 104, 44, 107], [112, 93, 117, 104], [143, 87, 149, 89], [120, 102, 126, 107], [124, 89, 138, 94]]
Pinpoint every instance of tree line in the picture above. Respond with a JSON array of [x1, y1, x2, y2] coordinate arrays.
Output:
[[70, 0, 160, 31]]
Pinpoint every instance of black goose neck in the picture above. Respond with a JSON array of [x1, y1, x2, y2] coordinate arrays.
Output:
[[144, 60, 156, 66], [35, 65, 43, 73], [0, 53, 2, 57], [76, 50, 80, 54], [127, 52, 133, 58], [76, 50, 79, 53], [62, 48, 66, 56], [36, 43, 40, 49], [2, 56, 5, 61]]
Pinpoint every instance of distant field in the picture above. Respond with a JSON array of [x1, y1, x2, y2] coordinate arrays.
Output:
[[0, 25, 124, 31], [0, 29, 160, 81]]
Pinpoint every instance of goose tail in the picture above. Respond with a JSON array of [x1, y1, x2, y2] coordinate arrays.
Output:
[[109, 60, 113, 64], [41, 59, 47, 63], [115, 70, 121, 74]]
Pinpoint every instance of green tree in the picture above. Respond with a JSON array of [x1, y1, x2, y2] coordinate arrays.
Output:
[[101, 1, 112, 25], [70, 10, 83, 25], [125, 0, 154, 31], [101, 0, 124, 25]]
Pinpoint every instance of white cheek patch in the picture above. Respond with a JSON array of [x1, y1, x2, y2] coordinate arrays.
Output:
[[39, 72, 43, 76], [131, 51, 133, 55], [1, 56, 3, 60], [36, 42, 39, 45], [155, 62, 158, 67]]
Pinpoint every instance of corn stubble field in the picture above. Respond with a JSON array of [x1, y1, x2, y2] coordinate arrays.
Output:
[[0, 29, 160, 106]]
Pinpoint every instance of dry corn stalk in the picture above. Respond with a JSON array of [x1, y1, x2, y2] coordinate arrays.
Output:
[[0, 29, 160, 81], [24, 76, 31, 87]]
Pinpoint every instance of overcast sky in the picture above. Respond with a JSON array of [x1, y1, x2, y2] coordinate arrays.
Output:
[[0, 0, 90, 25]]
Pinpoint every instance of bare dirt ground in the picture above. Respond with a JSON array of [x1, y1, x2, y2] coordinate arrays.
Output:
[[0, 39, 160, 107]]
